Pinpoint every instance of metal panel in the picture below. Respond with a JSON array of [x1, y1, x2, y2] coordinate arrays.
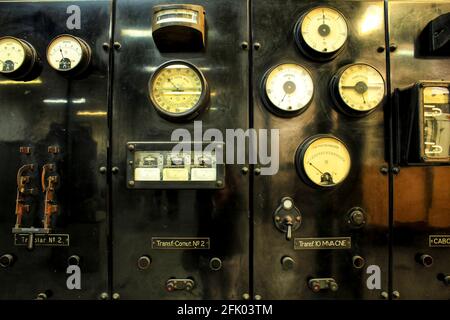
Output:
[[111, 0, 250, 299], [252, 0, 389, 299], [389, 0, 450, 300], [0, 1, 111, 299]]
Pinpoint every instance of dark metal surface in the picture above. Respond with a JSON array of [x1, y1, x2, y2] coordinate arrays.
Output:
[[111, 0, 250, 299], [0, 0, 111, 299], [252, 0, 389, 299], [389, 0, 450, 300]]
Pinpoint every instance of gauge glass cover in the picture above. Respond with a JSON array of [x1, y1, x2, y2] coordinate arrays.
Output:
[[264, 63, 314, 113], [0, 37, 25, 73], [337, 64, 385, 112], [300, 7, 348, 54], [150, 63, 204, 115], [301, 136, 351, 187], [47, 35, 84, 71]]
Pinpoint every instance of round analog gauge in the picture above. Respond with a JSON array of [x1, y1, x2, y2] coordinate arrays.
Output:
[[294, 7, 348, 61], [47, 34, 91, 75], [149, 60, 209, 120], [262, 63, 314, 117], [331, 63, 385, 115], [0, 36, 37, 79], [296, 135, 351, 188]]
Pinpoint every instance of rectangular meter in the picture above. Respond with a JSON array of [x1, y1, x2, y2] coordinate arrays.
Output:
[[126, 141, 225, 189], [395, 81, 450, 164]]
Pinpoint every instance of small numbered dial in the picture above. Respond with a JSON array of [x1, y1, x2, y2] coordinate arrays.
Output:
[[334, 64, 385, 113], [296, 135, 351, 188], [0, 37, 26, 73], [149, 61, 209, 120], [263, 63, 314, 116], [47, 35, 91, 73], [296, 7, 348, 60]]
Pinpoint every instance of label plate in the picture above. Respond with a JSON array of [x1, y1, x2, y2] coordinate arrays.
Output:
[[151, 237, 210, 249], [14, 234, 70, 247], [429, 235, 450, 247], [294, 237, 351, 250]]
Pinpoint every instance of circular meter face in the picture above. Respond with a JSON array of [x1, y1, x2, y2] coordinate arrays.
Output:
[[149, 61, 209, 120], [296, 135, 351, 188], [0, 37, 26, 73], [47, 35, 91, 72], [295, 7, 348, 60], [262, 63, 314, 117], [332, 63, 385, 114]]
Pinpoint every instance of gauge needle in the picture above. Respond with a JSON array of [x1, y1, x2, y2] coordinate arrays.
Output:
[[341, 85, 382, 89], [168, 78, 181, 91], [279, 93, 287, 105], [59, 49, 65, 60], [322, 10, 325, 23], [309, 162, 324, 175], [361, 92, 367, 104]]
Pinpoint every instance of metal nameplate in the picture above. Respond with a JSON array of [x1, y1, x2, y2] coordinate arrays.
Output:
[[294, 237, 351, 250], [151, 237, 210, 250], [429, 235, 450, 247], [14, 233, 70, 247]]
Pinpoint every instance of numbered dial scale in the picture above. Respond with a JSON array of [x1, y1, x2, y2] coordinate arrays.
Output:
[[0, 36, 37, 79], [330, 63, 386, 116], [149, 60, 210, 121], [294, 7, 348, 61], [295, 135, 351, 188], [261, 63, 314, 117], [46, 34, 92, 75]]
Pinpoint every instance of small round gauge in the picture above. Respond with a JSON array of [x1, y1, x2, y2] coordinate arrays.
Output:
[[330, 63, 385, 116], [0, 36, 37, 79], [149, 60, 210, 121], [46, 34, 91, 75], [295, 135, 351, 188], [294, 6, 348, 61], [261, 63, 314, 117]]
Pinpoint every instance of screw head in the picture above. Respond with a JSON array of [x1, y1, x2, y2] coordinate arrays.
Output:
[[242, 293, 250, 300], [377, 46, 385, 53], [99, 166, 107, 174], [99, 292, 108, 300], [380, 291, 389, 299], [380, 166, 389, 174], [392, 291, 400, 299], [128, 144, 135, 151], [128, 181, 135, 187], [241, 167, 249, 175], [216, 180, 223, 187], [254, 168, 261, 175], [112, 293, 120, 300], [102, 43, 110, 50], [254, 294, 262, 300], [113, 42, 122, 50], [253, 42, 261, 50], [241, 41, 249, 50]]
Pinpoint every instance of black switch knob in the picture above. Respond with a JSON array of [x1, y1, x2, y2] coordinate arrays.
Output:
[[348, 208, 366, 227], [137, 255, 152, 270], [416, 253, 433, 267], [67, 255, 80, 266], [281, 256, 295, 270], [0, 254, 14, 268]]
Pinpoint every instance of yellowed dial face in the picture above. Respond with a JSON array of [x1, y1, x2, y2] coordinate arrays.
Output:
[[338, 64, 385, 112], [300, 7, 348, 54], [302, 136, 351, 187], [265, 64, 314, 112], [47, 35, 84, 71], [151, 64, 203, 114], [0, 37, 25, 73]]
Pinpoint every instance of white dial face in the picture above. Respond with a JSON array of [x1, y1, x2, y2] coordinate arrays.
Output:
[[338, 64, 385, 112], [300, 7, 348, 54], [0, 37, 25, 73], [47, 35, 84, 71], [302, 136, 351, 187], [265, 64, 314, 112]]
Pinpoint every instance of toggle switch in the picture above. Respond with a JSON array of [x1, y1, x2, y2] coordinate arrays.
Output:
[[0, 254, 14, 268], [273, 197, 302, 241]]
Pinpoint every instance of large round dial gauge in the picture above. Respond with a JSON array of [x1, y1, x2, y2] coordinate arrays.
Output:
[[330, 63, 385, 116], [294, 6, 348, 61], [0, 36, 37, 79], [295, 135, 351, 188], [261, 63, 314, 117], [149, 60, 210, 121], [46, 34, 91, 75]]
